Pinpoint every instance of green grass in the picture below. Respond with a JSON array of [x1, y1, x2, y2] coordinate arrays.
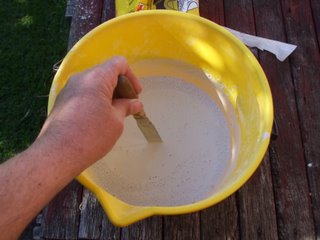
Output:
[[0, 0, 69, 162]]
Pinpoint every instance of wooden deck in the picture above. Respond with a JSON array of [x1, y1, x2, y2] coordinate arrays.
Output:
[[21, 0, 320, 239]]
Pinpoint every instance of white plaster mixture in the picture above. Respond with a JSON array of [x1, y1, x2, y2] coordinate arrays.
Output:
[[86, 59, 238, 206]]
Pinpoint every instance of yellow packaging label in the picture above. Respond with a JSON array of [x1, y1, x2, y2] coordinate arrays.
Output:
[[115, 0, 199, 16]]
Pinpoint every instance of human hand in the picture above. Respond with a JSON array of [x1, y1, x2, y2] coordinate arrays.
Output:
[[38, 56, 143, 166]]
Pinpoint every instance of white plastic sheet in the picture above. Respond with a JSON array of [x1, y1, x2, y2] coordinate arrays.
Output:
[[226, 27, 297, 61]]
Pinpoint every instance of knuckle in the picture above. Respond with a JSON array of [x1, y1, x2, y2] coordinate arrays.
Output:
[[110, 56, 127, 70], [90, 67, 106, 80], [112, 55, 127, 65]]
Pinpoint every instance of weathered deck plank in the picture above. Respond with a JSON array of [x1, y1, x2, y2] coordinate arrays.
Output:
[[310, 0, 320, 48], [102, 0, 115, 22], [68, 0, 103, 48], [78, 189, 120, 239], [199, 0, 225, 24], [163, 213, 201, 240], [280, 0, 320, 237], [42, 180, 83, 239], [253, 0, 316, 238], [237, 154, 278, 239], [200, 197, 240, 239], [121, 217, 162, 240]]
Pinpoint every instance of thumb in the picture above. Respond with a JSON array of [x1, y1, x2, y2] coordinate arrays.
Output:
[[112, 99, 144, 117]]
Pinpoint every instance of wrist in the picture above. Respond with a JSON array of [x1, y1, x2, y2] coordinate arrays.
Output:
[[33, 124, 93, 177]]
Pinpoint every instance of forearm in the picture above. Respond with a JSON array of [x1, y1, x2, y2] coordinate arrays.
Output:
[[0, 57, 143, 239], [0, 132, 89, 239]]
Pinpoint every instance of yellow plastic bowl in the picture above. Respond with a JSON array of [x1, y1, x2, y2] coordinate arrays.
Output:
[[48, 10, 273, 226]]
